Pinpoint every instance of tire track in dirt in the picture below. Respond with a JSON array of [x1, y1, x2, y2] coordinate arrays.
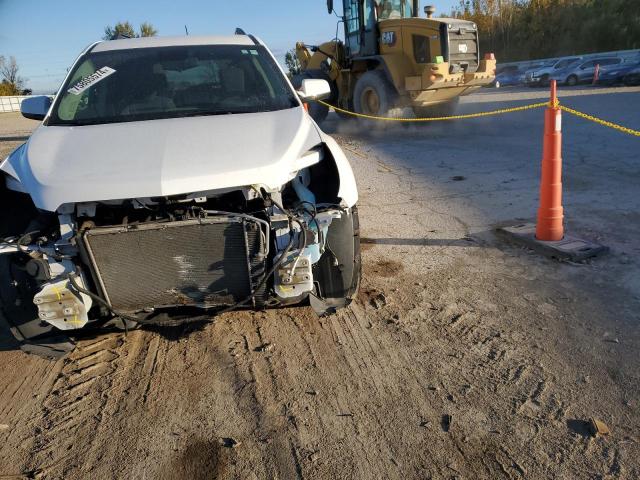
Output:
[[0, 354, 62, 478], [24, 334, 124, 478]]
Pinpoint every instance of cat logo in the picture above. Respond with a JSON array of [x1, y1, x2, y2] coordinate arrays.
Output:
[[382, 31, 396, 46], [458, 44, 469, 53]]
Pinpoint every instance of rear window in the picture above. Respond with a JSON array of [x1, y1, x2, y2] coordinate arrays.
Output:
[[413, 35, 432, 64], [589, 58, 620, 67], [49, 44, 298, 126]]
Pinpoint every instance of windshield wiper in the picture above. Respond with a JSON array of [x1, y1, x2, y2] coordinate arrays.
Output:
[[174, 109, 261, 118], [53, 119, 118, 127], [50, 108, 268, 126]]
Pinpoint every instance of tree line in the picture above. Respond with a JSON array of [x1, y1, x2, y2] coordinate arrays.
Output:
[[0, 56, 29, 96], [451, 0, 640, 62]]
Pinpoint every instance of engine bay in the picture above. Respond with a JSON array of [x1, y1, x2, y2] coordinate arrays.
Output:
[[0, 160, 351, 331]]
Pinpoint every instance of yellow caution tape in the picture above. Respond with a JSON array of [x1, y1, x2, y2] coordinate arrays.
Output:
[[317, 98, 640, 137], [559, 105, 640, 138], [317, 99, 548, 122]]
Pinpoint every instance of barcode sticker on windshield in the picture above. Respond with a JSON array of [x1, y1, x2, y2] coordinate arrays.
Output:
[[67, 67, 116, 95]]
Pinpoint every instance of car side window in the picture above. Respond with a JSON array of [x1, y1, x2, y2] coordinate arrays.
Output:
[[57, 59, 97, 120], [557, 59, 577, 69]]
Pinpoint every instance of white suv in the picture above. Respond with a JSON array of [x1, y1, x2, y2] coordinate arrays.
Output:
[[0, 35, 360, 356]]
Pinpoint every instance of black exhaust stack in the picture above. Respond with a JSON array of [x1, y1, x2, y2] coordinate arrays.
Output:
[[425, 5, 436, 18]]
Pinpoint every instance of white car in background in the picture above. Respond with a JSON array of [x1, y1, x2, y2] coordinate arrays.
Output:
[[0, 34, 360, 356], [524, 57, 582, 87]]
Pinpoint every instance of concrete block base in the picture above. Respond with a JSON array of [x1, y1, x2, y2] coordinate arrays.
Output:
[[497, 223, 608, 261]]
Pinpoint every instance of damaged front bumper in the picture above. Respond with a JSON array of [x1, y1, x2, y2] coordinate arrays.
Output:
[[1, 173, 353, 333]]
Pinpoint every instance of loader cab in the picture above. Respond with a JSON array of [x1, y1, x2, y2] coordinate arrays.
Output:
[[340, 0, 416, 58]]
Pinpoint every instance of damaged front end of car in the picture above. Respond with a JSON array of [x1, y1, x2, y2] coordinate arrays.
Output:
[[0, 142, 360, 356]]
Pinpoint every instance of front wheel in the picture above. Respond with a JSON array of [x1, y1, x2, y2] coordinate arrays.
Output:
[[540, 74, 550, 87], [353, 71, 398, 119], [623, 74, 640, 86], [310, 206, 361, 315], [566, 75, 578, 87]]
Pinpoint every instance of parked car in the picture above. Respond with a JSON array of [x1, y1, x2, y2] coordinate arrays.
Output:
[[493, 65, 525, 88], [524, 57, 582, 87], [0, 35, 361, 355], [551, 57, 623, 86], [621, 64, 640, 86], [597, 60, 640, 86]]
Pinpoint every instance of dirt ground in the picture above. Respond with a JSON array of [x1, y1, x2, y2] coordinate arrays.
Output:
[[0, 86, 639, 479]]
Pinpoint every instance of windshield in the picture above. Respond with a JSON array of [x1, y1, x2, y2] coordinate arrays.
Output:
[[375, 0, 414, 20], [49, 44, 298, 126], [555, 58, 579, 69]]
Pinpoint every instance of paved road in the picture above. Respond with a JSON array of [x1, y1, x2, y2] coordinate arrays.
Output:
[[0, 86, 638, 479]]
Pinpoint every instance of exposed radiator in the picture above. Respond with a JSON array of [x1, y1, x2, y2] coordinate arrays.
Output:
[[81, 215, 268, 313]]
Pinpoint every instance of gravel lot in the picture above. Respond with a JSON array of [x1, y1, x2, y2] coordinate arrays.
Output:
[[0, 86, 639, 479]]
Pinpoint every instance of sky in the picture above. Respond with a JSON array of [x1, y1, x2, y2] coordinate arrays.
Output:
[[0, 0, 458, 94]]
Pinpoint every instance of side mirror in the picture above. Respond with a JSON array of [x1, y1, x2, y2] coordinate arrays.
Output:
[[21, 96, 52, 121], [327, 0, 333, 14], [297, 78, 331, 102]]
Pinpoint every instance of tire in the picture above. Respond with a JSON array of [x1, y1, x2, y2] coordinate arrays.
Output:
[[292, 71, 336, 125], [413, 98, 460, 119], [623, 74, 640, 87], [308, 101, 330, 125], [566, 75, 578, 87], [334, 97, 357, 121], [353, 70, 398, 119], [311, 206, 361, 314], [540, 74, 550, 87], [335, 106, 357, 121]]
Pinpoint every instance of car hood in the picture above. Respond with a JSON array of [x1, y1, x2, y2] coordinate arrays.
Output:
[[3, 107, 322, 211]]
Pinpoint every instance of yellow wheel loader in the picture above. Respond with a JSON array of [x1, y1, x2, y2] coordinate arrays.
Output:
[[294, 1, 496, 124]]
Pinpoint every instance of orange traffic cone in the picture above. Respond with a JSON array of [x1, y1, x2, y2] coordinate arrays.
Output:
[[536, 80, 564, 241]]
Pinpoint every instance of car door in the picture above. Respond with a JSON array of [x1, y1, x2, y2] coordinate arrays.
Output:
[[577, 61, 597, 81]]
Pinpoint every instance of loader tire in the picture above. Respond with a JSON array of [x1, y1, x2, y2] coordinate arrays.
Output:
[[353, 70, 398, 119]]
